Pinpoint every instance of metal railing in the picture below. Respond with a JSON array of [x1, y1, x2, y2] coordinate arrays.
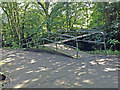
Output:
[[53, 30, 107, 58], [20, 29, 107, 59]]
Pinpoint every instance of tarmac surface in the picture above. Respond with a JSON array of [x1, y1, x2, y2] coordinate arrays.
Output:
[[1, 49, 119, 88]]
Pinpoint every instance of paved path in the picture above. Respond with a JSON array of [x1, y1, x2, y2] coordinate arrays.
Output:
[[1, 49, 119, 88]]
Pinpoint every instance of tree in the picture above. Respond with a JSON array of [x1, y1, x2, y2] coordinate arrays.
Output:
[[0, 2, 21, 45]]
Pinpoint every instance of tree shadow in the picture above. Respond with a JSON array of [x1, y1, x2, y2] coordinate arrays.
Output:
[[1, 49, 119, 88]]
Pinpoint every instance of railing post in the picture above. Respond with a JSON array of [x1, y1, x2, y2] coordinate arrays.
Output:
[[36, 34, 38, 48], [75, 31, 79, 59], [36, 39, 38, 48], [26, 39, 28, 48], [55, 35, 57, 51], [76, 38, 79, 59]]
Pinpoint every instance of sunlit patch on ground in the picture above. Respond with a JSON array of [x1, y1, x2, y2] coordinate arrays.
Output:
[[2, 58, 15, 63], [54, 79, 66, 85], [16, 66, 24, 71], [78, 72, 86, 75], [30, 59, 36, 64], [89, 61, 97, 65], [31, 78, 39, 82], [37, 67, 49, 72], [14, 84, 24, 88], [82, 79, 94, 84], [23, 80, 30, 83], [26, 71, 34, 74], [2, 49, 119, 88], [104, 68, 118, 72], [74, 81, 82, 87]]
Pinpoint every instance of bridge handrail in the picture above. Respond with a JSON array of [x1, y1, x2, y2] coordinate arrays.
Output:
[[57, 30, 104, 34], [47, 31, 75, 38], [20, 28, 107, 58]]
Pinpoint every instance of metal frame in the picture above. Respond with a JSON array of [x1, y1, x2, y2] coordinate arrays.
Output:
[[20, 29, 107, 59], [42, 30, 106, 59], [56, 30, 107, 55]]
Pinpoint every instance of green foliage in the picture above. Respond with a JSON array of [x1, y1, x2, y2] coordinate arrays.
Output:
[[1, 2, 120, 53], [87, 49, 120, 56], [107, 39, 120, 46], [107, 39, 120, 50], [11, 42, 20, 49]]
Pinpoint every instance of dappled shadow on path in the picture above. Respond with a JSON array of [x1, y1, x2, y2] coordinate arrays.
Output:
[[1, 49, 119, 88]]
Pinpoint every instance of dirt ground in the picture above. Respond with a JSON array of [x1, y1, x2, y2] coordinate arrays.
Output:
[[1, 49, 119, 88]]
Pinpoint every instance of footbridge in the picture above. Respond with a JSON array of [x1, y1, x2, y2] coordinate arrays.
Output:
[[20, 29, 107, 59]]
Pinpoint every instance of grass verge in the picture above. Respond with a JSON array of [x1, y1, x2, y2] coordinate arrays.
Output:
[[87, 49, 120, 56]]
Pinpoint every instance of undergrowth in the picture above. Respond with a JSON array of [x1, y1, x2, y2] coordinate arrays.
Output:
[[87, 49, 120, 56]]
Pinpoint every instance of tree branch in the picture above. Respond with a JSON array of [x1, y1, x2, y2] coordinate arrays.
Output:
[[37, 1, 47, 15]]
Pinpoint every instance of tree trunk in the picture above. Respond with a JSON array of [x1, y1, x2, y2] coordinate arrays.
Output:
[[104, 2, 111, 26], [37, 1, 50, 31], [7, 2, 21, 45]]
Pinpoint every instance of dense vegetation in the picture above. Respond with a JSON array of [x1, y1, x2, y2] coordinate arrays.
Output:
[[1, 2, 120, 54]]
